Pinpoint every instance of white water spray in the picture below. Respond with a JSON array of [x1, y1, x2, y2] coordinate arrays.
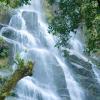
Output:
[[0, 0, 87, 100]]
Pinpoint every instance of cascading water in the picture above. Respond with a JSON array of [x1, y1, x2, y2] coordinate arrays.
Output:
[[0, 0, 100, 100], [69, 30, 100, 85], [68, 29, 100, 100]]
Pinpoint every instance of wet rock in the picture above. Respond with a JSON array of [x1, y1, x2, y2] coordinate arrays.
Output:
[[0, 9, 18, 25], [0, 12, 11, 25], [9, 14, 23, 30], [68, 54, 92, 70], [1, 28, 16, 65], [90, 57, 100, 69], [0, 29, 15, 65], [1, 27, 17, 40], [22, 11, 38, 33], [0, 23, 8, 30], [66, 53, 100, 100], [7, 43, 14, 65], [52, 65, 70, 100], [70, 63, 94, 78]]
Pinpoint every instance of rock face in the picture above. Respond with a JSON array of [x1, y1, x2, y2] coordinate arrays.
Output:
[[22, 11, 38, 33], [0, 9, 18, 25], [66, 53, 100, 100], [9, 14, 23, 30], [52, 64, 70, 100], [1, 27, 17, 40], [91, 55, 100, 69]]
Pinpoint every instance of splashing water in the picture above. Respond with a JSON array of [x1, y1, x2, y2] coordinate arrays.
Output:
[[1, 0, 97, 100], [69, 30, 100, 85]]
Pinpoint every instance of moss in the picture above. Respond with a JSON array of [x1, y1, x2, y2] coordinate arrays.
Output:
[[0, 60, 34, 99], [0, 37, 9, 58], [0, 58, 8, 68], [0, 0, 31, 9], [0, 37, 9, 70], [0, 50, 34, 99], [43, 0, 54, 23]]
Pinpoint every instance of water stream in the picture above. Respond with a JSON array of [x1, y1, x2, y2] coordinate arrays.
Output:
[[0, 0, 100, 100]]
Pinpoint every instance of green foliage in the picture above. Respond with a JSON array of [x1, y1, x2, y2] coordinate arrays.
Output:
[[43, 0, 54, 23], [0, 37, 8, 58], [0, 52, 33, 99], [20, 0, 31, 6], [48, 0, 100, 54], [0, 37, 9, 68], [0, 0, 31, 8], [0, 59, 33, 99], [15, 53, 24, 68], [0, 2, 10, 14], [15, 53, 33, 69], [48, 0, 82, 48], [0, 37, 5, 44]]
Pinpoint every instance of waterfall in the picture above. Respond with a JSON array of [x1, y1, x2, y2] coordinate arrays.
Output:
[[68, 28, 100, 100], [69, 30, 100, 85], [0, 0, 100, 100]]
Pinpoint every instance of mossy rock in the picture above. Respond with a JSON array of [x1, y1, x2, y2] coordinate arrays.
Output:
[[0, 61, 34, 100], [0, 37, 9, 58], [0, 36, 9, 68], [0, 58, 8, 68]]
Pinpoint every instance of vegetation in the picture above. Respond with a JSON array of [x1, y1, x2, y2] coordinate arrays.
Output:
[[48, 0, 100, 54], [0, 0, 31, 24], [15, 53, 25, 68], [43, 0, 53, 23], [0, 1, 34, 99], [0, 37, 9, 68], [0, 37, 8, 58], [0, 0, 31, 8], [0, 0, 100, 99], [0, 54, 34, 100], [15, 53, 33, 69]]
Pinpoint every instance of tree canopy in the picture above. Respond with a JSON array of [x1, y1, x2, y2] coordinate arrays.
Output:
[[48, 0, 100, 54], [0, 0, 31, 8]]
